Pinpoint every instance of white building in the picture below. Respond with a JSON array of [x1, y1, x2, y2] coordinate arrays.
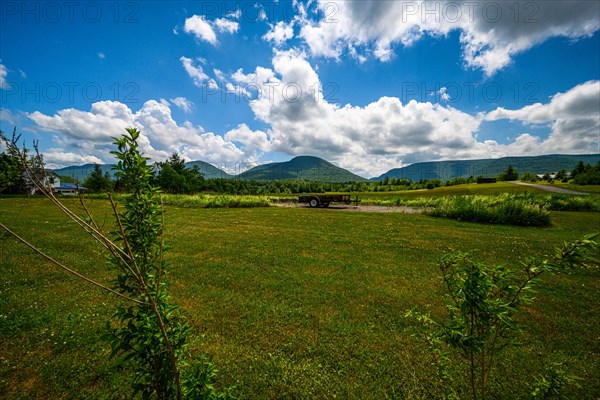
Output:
[[23, 171, 86, 195]]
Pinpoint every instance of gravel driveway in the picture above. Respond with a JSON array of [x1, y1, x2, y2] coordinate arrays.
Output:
[[511, 181, 589, 195]]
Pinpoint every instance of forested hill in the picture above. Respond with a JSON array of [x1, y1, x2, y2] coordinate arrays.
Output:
[[51, 164, 116, 181], [52, 161, 232, 180], [373, 154, 600, 181], [238, 156, 367, 182], [184, 161, 233, 179]]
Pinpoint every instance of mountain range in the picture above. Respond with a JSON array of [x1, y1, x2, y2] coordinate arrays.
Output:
[[51, 164, 118, 181], [52, 154, 600, 182], [51, 161, 233, 181], [372, 154, 600, 181], [185, 161, 233, 179]]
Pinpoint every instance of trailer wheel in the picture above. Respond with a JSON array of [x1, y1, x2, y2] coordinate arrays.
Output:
[[309, 198, 319, 208]]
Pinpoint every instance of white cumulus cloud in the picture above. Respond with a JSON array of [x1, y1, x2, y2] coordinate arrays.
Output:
[[0, 108, 23, 127], [438, 87, 450, 102], [180, 56, 211, 87], [263, 21, 295, 45], [214, 17, 239, 33], [486, 80, 600, 154], [226, 9, 241, 20], [27, 100, 252, 172], [28, 101, 133, 142], [297, 0, 600, 76], [225, 123, 272, 154], [183, 13, 240, 44], [184, 15, 217, 44], [169, 97, 194, 113], [43, 150, 104, 169], [0, 61, 10, 89]]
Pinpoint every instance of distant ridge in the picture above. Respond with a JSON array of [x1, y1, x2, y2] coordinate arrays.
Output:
[[52, 161, 232, 181], [237, 156, 367, 182], [373, 154, 600, 181], [185, 161, 233, 179], [52, 164, 116, 181], [51, 154, 600, 183]]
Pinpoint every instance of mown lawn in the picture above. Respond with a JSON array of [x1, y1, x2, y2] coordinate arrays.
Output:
[[0, 197, 599, 399]]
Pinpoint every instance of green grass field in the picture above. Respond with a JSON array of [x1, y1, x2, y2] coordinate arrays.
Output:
[[1, 196, 599, 399]]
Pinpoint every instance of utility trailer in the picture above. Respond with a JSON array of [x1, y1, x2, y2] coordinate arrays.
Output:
[[298, 194, 354, 208]]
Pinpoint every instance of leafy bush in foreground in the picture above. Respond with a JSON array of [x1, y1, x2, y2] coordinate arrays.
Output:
[[2, 128, 236, 399], [407, 234, 598, 399], [430, 194, 551, 226]]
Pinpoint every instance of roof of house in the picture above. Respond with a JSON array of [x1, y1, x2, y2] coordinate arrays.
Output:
[[56, 183, 87, 190]]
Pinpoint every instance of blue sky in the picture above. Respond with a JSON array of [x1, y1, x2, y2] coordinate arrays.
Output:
[[1, 0, 599, 177]]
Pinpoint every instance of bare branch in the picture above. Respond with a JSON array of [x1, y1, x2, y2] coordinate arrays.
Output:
[[108, 193, 145, 283], [155, 195, 165, 302], [0, 223, 148, 306]]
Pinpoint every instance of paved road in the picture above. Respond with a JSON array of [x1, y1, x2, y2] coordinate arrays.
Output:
[[512, 181, 589, 195]]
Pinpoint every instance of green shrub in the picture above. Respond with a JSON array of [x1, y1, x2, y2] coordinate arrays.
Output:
[[430, 194, 551, 226], [520, 172, 539, 182], [407, 234, 598, 399], [531, 363, 582, 399], [160, 194, 270, 208], [546, 194, 600, 212]]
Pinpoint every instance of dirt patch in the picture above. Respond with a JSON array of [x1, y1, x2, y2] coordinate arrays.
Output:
[[274, 202, 426, 214]]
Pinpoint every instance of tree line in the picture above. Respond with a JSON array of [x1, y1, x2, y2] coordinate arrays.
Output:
[[517, 160, 600, 185], [2, 143, 599, 196]]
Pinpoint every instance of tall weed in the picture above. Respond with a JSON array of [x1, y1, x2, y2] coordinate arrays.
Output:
[[430, 194, 551, 226], [160, 194, 270, 208]]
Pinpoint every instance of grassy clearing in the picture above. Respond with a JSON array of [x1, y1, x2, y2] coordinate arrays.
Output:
[[0, 197, 599, 399]]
